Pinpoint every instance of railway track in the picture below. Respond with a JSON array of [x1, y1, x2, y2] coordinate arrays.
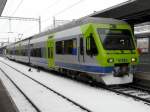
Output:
[[95, 83, 150, 105], [1, 59, 150, 109], [0, 67, 41, 112], [0, 60, 92, 112]]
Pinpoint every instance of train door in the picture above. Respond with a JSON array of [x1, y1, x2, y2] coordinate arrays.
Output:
[[28, 39, 31, 64], [79, 36, 85, 63], [47, 37, 55, 68], [84, 33, 98, 64]]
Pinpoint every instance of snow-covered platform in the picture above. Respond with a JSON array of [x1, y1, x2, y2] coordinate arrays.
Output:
[[0, 57, 150, 112], [0, 80, 18, 112]]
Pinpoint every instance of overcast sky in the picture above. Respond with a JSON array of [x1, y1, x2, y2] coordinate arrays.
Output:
[[0, 0, 127, 42]]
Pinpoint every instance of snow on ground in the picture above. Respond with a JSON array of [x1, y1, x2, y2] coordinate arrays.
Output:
[[0, 70, 37, 112], [0, 57, 150, 112], [0, 60, 85, 112]]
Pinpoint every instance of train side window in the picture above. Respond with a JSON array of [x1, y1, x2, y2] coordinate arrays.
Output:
[[30, 48, 41, 57], [41, 47, 44, 58], [30, 49, 33, 56], [64, 38, 77, 55], [86, 34, 98, 56], [25, 49, 28, 56], [56, 41, 63, 54], [43, 47, 46, 58], [80, 38, 84, 55], [32, 49, 34, 56], [21, 49, 25, 56], [37, 48, 42, 57], [72, 39, 77, 55], [48, 47, 50, 58], [21, 49, 23, 56]]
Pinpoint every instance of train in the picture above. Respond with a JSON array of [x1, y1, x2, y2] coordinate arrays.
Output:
[[6, 17, 139, 85]]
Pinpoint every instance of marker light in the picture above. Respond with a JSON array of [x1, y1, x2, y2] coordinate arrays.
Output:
[[107, 58, 114, 63], [131, 58, 136, 62]]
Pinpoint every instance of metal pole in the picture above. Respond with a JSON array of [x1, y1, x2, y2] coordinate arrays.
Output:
[[39, 16, 41, 33], [8, 17, 11, 33], [18, 33, 23, 40], [53, 16, 56, 28], [8, 37, 9, 43]]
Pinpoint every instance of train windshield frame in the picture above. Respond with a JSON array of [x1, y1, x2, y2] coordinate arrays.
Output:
[[97, 28, 135, 50]]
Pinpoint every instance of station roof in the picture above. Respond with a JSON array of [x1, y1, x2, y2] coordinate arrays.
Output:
[[0, 0, 7, 16], [89, 0, 150, 25]]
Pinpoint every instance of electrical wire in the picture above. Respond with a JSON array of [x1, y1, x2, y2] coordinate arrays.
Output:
[[54, 0, 85, 16], [11, 0, 24, 16], [8, 0, 86, 39], [41, 0, 85, 24], [8, 0, 56, 37], [36, 0, 62, 16], [0, 0, 24, 43]]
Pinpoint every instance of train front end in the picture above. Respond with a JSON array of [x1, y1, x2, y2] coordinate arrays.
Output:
[[82, 22, 139, 85]]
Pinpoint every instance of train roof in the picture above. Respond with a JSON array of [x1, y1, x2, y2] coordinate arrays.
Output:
[[7, 17, 127, 46], [33, 17, 126, 38]]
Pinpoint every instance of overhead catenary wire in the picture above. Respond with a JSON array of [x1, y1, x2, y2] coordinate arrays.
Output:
[[1, 0, 60, 39], [8, 0, 24, 38], [54, 0, 85, 16], [12, 0, 86, 39], [36, 0, 62, 16], [41, 0, 85, 24], [19, 0, 61, 36], [11, 0, 24, 16], [0, 0, 24, 43]]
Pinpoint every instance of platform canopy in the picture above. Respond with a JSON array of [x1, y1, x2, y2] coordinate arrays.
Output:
[[89, 0, 150, 25], [0, 0, 7, 16]]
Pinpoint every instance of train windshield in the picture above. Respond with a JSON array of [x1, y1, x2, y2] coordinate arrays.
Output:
[[97, 29, 135, 50]]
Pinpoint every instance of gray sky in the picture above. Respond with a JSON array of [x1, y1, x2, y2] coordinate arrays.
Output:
[[0, 0, 127, 42]]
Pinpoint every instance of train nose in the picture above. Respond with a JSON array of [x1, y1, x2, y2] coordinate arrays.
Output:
[[121, 66, 129, 72], [113, 65, 129, 77]]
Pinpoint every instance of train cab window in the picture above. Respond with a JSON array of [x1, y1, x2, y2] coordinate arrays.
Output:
[[86, 34, 98, 56], [97, 29, 135, 50]]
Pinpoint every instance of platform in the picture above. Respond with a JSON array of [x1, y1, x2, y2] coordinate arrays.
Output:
[[0, 80, 18, 112]]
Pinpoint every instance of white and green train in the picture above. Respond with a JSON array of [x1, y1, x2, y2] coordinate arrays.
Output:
[[6, 17, 139, 85]]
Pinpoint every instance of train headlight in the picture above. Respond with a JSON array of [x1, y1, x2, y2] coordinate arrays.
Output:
[[107, 58, 114, 63], [131, 58, 136, 62]]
